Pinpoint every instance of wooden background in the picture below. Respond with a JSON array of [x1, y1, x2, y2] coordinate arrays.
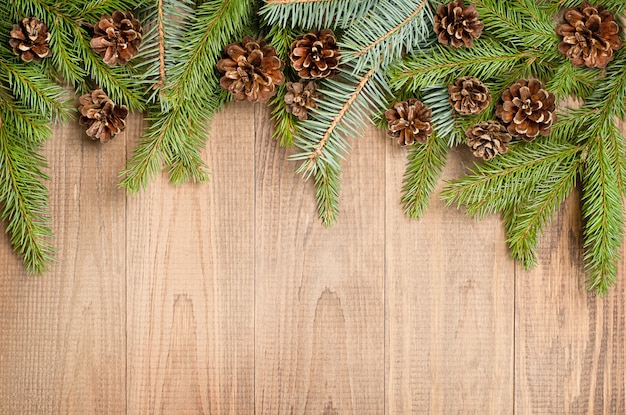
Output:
[[0, 103, 624, 414]]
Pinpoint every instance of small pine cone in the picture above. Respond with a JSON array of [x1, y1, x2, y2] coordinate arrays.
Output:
[[217, 36, 285, 103], [9, 17, 51, 62], [284, 80, 320, 121], [434, 1, 484, 49], [78, 89, 128, 143], [90, 11, 143, 66], [466, 120, 512, 161], [495, 79, 556, 141], [290, 29, 340, 79], [556, 1, 622, 69], [448, 76, 491, 115], [384, 99, 433, 146]]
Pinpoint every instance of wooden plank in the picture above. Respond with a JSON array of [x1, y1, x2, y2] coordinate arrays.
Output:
[[126, 104, 255, 414], [0, 115, 131, 413], [515, 187, 626, 414], [254, 106, 385, 414], [385, 144, 515, 414]]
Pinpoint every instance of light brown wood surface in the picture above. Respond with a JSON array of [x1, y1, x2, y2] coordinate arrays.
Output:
[[1, 104, 624, 414]]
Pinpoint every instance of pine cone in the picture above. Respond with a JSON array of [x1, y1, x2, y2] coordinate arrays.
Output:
[[9, 17, 51, 62], [448, 76, 491, 115], [434, 1, 484, 49], [556, 1, 622, 69], [466, 121, 512, 161], [284, 80, 320, 121], [384, 99, 433, 146], [495, 79, 556, 141], [78, 89, 128, 143], [90, 11, 143, 66], [217, 36, 285, 103], [289, 29, 341, 79]]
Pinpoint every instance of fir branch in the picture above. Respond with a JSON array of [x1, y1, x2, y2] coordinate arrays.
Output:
[[290, 65, 390, 223], [421, 86, 462, 146], [340, 0, 433, 73], [441, 139, 582, 219], [122, 0, 252, 192], [581, 136, 624, 294], [473, 0, 556, 50], [134, 0, 195, 105], [260, 0, 376, 29], [390, 39, 536, 94], [315, 164, 341, 227], [266, 26, 300, 146], [402, 133, 448, 219], [0, 114, 53, 273], [0, 50, 71, 121], [546, 60, 599, 99], [291, 67, 389, 176], [547, 0, 626, 14], [504, 149, 580, 268], [270, 84, 300, 147]]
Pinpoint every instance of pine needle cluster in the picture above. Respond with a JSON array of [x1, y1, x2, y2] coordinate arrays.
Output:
[[264, 0, 433, 226]]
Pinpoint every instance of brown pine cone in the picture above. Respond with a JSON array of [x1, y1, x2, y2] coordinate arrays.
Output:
[[448, 76, 491, 115], [289, 29, 340, 79], [495, 79, 556, 141], [78, 89, 128, 143], [466, 120, 512, 161], [434, 1, 484, 49], [9, 17, 51, 62], [90, 11, 143, 66], [284, 80, 320, 121], [217, 37, 285, 103], [384, 99, 433, 146], [556, 1, 622, 69]]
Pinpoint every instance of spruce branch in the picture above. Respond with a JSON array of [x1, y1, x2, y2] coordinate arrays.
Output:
[[266, 25, 300, 146], [0, 112, 54, 273], [421, 86, 462, 146], [581, 136, 624, 294], [340, 0, 433, 74], [473, 0, 556, 50], [547, 0, 626, 14], [122, 0, 252, 192], [315, 164, 341, 227], [504, 149, 580, 268], [390, 39, 537, 94], [401, 132, 448, 219], [291, 67, 388, 176], [441, 139, 582, 220], [260, 0, 376, 29], [270, 84, 300, 147]]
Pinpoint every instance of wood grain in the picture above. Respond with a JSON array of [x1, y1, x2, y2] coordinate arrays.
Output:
[[1, 104, 625, 414], [0, 115, 130, 413], [515, 187, 626, 414], [254, 105, 385, 414], [385, 143, 515, 414], [125, 104, 255, 414]]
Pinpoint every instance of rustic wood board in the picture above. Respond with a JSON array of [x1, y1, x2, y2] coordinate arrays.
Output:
[[0, 105, 624, 413]]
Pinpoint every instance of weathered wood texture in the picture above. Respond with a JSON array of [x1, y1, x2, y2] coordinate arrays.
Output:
[[1, 105, 624, 414]]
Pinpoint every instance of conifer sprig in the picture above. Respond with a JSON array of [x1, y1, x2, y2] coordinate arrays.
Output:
[[260, 0, 376, 29], [340, 0, 433, 73], [266, 25, 300, 147], [121, 0, 252, 192], [402, 133, 448, 219]]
